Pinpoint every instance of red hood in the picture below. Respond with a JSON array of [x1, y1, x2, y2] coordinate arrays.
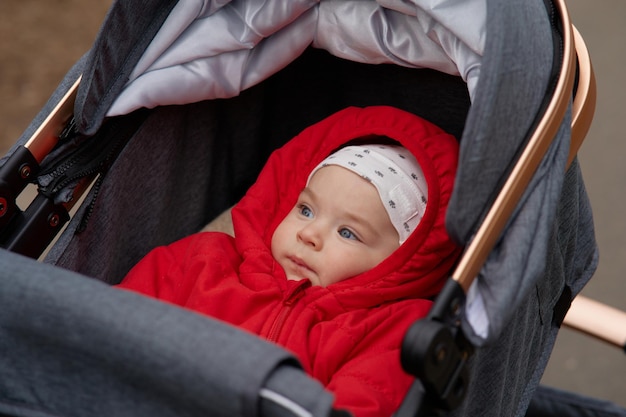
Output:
[[232, 106, 460, 309]]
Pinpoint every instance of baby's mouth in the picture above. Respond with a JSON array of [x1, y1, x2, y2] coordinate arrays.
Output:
[[288, 256, 315, 277]]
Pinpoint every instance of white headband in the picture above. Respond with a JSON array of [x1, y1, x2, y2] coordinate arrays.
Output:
[[308, 145, 428, 244]]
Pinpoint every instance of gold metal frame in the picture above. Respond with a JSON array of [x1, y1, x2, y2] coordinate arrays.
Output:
[[24, 76, 81, 163], [564, 295, 626, 349], [451, 0, 588, 291], [569, 26, 596, 166]]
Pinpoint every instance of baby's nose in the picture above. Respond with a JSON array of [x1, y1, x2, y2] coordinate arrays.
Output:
[[297, 223, 323, 250]]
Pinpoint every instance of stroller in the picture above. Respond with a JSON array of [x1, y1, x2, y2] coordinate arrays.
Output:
[[0, 0, 620, 416]]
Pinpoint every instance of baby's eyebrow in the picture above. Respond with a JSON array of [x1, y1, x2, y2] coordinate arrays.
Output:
[[299, 187, 317, 202], [343, 211, 379, 237]]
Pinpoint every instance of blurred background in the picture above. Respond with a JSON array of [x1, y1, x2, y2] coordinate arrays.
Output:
[[0, 0, 624, 408]]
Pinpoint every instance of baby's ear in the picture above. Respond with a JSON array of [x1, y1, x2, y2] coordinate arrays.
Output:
[[200, 205, 235, 236]]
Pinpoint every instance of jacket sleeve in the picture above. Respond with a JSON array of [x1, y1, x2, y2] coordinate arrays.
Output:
[[117, 232, 235, 305], [326, 348, 414, 417], [319, 303, 429, 417]]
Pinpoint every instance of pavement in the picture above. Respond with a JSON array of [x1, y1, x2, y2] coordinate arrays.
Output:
[[0, 0, 624, 410]]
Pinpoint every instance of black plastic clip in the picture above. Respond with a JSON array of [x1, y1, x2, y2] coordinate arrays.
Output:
[[395, 279, 475, 416], [0, 146, 40, 230]]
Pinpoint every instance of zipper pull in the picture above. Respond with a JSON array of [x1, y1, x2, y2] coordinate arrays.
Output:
[[284, 279, 311, 305], [267, 280, 311, 343]]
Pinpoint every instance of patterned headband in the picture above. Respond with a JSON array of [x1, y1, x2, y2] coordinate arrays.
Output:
[[307, 145, 428, 244]]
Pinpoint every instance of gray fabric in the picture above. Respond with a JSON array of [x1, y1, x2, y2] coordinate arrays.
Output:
[[450, 0, 574, 343], [450, 159, 598, 417], [526, 385, 626, 417], [443, 0, 599, 414], [44, 100, 239, 282], [75, 0, 177, 136], [261, 367, 335, 417], [448, 0, 555, 242], [449, 0, 598, 346], [0, 249, 334, 417]]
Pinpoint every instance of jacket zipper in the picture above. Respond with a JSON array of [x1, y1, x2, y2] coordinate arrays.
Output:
[[266, 281, 309, 343]]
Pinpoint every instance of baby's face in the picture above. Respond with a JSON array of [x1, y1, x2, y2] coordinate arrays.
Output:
[[271, 165, 399, 287]]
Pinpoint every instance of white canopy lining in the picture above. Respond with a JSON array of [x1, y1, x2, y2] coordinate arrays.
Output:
[[106, 0, 485, 117], [105, 0, 489, 339]]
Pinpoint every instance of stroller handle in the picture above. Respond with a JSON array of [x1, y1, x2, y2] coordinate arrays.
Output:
[[451, 11, 594, 293], [563, 295, 626, 352], [569, 25, 596, 167], [24, 76, 82, 163]]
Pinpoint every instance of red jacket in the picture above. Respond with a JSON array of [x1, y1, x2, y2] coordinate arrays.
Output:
[[119, 106, 460, 417]]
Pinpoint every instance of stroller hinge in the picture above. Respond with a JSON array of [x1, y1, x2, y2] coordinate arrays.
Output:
[[0, 193, 69, 258], [0, 146, 40, 229], [396, 279, 475, 416]]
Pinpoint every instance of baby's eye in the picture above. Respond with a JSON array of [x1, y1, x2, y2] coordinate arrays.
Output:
[[298, 204, 313, 218], [339, 228, 359, 241]]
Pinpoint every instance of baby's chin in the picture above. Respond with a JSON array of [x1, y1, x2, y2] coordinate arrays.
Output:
[[287, 274, 322, 287], [287, 275, 319, 285]]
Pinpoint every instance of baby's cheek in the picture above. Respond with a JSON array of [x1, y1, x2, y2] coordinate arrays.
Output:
[[269, 230, 282, 260]]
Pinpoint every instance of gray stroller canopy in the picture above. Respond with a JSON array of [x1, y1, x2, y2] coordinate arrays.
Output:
[[0, 0, 598, 416], [67, 0, 594, 346]]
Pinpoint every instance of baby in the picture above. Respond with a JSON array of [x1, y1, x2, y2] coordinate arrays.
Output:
[[272, 144, 428, 287], [118, 106, 460, 417]]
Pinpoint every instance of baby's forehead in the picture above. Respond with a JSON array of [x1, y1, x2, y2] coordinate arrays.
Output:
[[307, 165, 376, 192], [304, 166, 388, 213]]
